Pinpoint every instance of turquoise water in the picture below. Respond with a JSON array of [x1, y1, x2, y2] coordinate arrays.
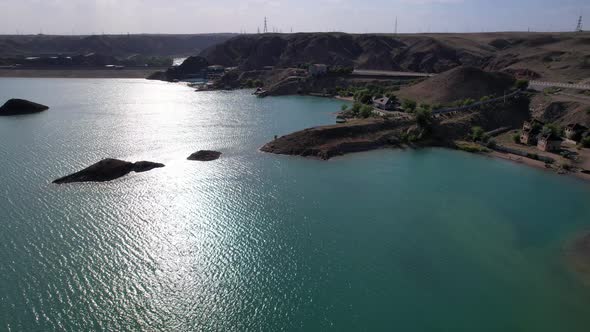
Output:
[[1, 78, 590, 331]]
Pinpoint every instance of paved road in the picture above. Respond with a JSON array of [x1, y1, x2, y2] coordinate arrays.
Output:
[[352, 70, 434, 78], [529, 80, 590, 91]]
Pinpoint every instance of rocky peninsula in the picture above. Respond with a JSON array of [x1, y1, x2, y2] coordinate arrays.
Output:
[[261, 88, 529, 160], [53, 158, 164, 184]]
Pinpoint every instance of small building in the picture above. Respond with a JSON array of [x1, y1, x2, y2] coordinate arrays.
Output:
[[564, 123, 589, 141], [520, 119, 544, 145], [537, 133, 563, 152], [309, 64, 328, 77], [372, 97, 398, 111]]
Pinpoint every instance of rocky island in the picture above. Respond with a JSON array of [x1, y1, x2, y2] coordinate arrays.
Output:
[[0, 99, 49, 116], [187, 150, 222, 161], [53, 158, 164, 184]]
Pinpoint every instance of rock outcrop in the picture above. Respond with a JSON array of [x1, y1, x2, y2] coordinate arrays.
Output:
[[0, 99, 49, 116], [53, 158, 164, 184], [164, 56, 209, 81], [187, 150, 222, 161]]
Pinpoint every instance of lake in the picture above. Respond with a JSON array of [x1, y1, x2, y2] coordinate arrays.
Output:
[[1, 78, 590, 331]]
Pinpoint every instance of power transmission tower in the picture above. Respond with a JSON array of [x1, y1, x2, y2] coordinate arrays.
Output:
[[395, 17, 398, 35], [264, 17, 268, 33], [576, 15, 583, 32]]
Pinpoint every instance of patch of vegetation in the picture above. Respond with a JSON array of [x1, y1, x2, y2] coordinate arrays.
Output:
[[415, 108, 433, 132], [581, 136, 590, 148], [515, 79, 529, 90], [543, 87, 560, 95], [526, 153, 540, 160], [512, 132, 521, 143], [341, 104, 349, 111], [402, 99, 417, 112], [359, 104, 374, 118], [242, 79, 263, 88], [456, 142, 490, 153], [470, 126, 485, 142], [328, 66, 354, 75]]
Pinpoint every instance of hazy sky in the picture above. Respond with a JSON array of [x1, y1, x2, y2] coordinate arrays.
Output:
[[0, 0, 588, 35]]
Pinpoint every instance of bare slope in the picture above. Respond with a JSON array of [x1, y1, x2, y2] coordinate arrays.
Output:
[[396, 66, 515, 104]]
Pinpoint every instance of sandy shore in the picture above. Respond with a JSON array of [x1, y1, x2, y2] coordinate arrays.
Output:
[[334, 95, 354, 102], [0, 68, 165, 79], [486, 150, 590, 182]]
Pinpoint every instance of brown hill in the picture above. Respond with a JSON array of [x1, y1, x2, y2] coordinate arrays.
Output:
[[396, 66, 515, 105], [201, 32, 590, 81]]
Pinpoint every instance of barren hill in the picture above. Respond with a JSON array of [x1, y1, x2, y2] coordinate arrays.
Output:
[[201, 32, 590, 81], [396, 66, 515, 104]]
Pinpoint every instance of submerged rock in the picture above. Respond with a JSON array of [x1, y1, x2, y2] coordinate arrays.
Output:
[[53, 158, 164, 184], [187, 150, 222, 161], [0, 99, 49, 116]]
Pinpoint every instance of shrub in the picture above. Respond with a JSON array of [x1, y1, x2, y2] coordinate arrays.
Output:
[[486, 139, 497, 149], [341, 104, 349, 111], [581, 137, 590, 148]]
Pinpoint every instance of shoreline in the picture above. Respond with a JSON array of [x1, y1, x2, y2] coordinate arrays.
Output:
[[0, 68, 165, 79], [485, 150, 590, 183]]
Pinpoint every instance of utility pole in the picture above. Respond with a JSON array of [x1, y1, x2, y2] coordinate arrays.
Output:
[[264, 17, 268, 33], [395, 17, 398, 35]]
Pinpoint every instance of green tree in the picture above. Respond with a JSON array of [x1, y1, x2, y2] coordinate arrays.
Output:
[[542, 123, 561, 137], [470, 126, 485, 142], [359, 105, 374, 118], [341, 104, 349, 111], [415, 108, 433, 131], [350, 102, 362, 116], [513, 132, 521, 143], [402, 99, 417, 112]]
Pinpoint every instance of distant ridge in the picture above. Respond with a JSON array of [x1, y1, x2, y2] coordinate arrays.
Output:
[[0, 34, 237, 57], [200, 32, 590, 81]]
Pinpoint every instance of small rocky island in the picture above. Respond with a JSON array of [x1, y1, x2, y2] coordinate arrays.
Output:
[[53, 158, 164, 184], [187, 150, 222, 161], [0, 99, 49, 116]]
